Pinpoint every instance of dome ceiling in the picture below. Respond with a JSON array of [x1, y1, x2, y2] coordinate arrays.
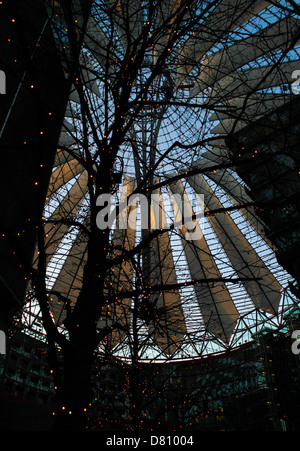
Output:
[[37, 0, 300, 359]]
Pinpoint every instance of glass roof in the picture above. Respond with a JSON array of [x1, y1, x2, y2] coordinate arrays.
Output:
[[28, 0, 300, 360]]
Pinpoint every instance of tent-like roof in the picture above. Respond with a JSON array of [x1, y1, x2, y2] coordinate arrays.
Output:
[[39, 0, 300, 359]]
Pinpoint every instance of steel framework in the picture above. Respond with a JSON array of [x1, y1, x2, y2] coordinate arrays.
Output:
[[22, 0, 300, 361]]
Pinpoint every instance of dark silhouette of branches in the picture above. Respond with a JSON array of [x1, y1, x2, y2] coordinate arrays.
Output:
[[5, 0, 297, 431]]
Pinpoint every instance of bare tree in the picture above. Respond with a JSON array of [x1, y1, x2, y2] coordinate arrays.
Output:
[[7, 0, 299, 431]]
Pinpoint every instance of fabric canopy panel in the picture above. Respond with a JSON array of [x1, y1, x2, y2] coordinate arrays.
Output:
[[46, 159, 85, 198], [176, 0, 270, 85], [44, 171, 89, 265], [205, 60, 300, 106], [50, 177, 137, 350], [84, 15, 117, 80], [191, 16, 300, 97], [53, 148, 81, 168], [153, 0, 187, 64], [205, 167, 272, 247], [32, 171, 89, 272], [209, 93, 292, 122], [98, 176, 137, 349], [187, 173, 282, 314], [168, 178, 239, 344], [146, 184, 187, 355], [50, 224, 89, 325], [190, 150, 270, 243], [210, 93, 295, 135]]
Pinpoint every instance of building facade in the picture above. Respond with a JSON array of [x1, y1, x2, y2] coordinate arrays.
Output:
[[1, 308, 300, 431], [226, 96, 300, 289]]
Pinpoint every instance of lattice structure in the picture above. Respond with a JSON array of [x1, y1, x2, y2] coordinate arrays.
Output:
[[30, 0, 300, 360]]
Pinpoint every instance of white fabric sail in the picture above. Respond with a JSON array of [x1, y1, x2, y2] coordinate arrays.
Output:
[[168, 178, 239, 343], [187, 174, 282, 314], [40, 0, 297, 358]]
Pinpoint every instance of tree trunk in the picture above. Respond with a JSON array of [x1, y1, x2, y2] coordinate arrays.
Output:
[[54, 345, 94, 431]]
